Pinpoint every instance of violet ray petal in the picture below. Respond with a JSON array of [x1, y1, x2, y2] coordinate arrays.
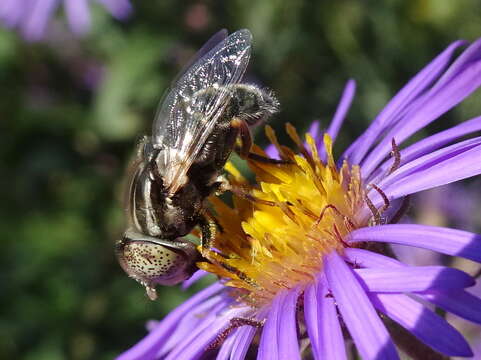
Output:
[[116, 282, 224, 360], [158, 295, 225, 357], [390, 243, 443, 267], [64, 0, 90, 34], [304, 283, 320, 359], [216, 329, 237, 360], [320, 79, 356, 161], [229, 327, 256, 360], [354, 266, 474, 292], [278, 287, 301, 360], [97, 0, 133, 19], [343, 40, 465, 165], [305, 120, 321, 153], [165, 305, 248, 360], [381, 143, 481, 204], [370, 293, 473, 357], [264, 143, 280, 159], [324, 251, 399, 360], [348, 224, 481, 263], [344, 248, 404, 268], [434, 36, 481, 87], [0, 0, 24, 27], [327, 79, 356, 142], [307, 120, 320, 140], [145, 320, 159, 332], [376, 136, 481, 190], [230, 309, 267, 360], [257, 291, 285, 360], [420, 290, 481, 324], [318, 277, 347, 360], [361, 139, 481, 218], [22, 0, 58, 41], [361, 39, 481, 177], [182, 269, 209, 290], [368, 115, 481, 184]]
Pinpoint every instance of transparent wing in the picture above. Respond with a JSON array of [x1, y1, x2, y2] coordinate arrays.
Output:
[[152, 29, 252, 194], [171, 29, 228, 84]]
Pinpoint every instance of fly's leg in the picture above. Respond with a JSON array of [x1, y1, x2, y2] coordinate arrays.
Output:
[[198, 213, 219, 257], [232, 117, 291, 165], [207, 317, 265, 349], [217, 178, 276, 206], [246, 152, 292, 165], [232, 117, 252, 159]]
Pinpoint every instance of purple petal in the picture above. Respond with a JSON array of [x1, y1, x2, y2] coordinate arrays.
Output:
[[182, 269, 209, 290], [348, 224, 481, 263], [278, 288, 301, 360], [116, 282, 223, 360], [305, 121, 321, 153], [390, 243, 444, 267], [264, 143, 280, 159], [360, 39, 481, 177], [373, 135, 481, 191], [380, 142, 481, 204], [327, 79, 356, 142], [257, 289, 301, 360], [216, 330, 236, 360], [97, 0, 133, 20], [344, 248, 404, 268], [320, 80, 356, 161], [158, 295, 224, 357], [21, 0, 58, 42], [304, 283, 320, 359], [343, 40, 465, 165], [0, 0, 25, 27], [421, 290, 481, 324], [257, 291, 283, 360], [230, 309, 267, 360], [324, 251, 399, 360], [305, 278, 347, 360], [370, 293, 473, 356], [308, 121, 320, 140], [369, 115, 481, 183], [145, 320, 159, 332], [64, 0, 90, 35], [165, 305, 248, 360], [355, 266, 474, 292], [345, 249, 481, 324]]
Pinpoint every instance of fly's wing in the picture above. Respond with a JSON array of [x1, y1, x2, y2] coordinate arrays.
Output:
[[171, 29, 228, 84], [152, 29, 252, 195]]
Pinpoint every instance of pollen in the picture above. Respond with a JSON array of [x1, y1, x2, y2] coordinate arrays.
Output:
[[198, 124, 368, 306]]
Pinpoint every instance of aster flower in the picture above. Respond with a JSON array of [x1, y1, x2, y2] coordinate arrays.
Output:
[[118, 38, 481, 360], [0, 0, 132, 41]]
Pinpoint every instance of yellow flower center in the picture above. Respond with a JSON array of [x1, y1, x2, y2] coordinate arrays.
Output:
[[198, 124, 369, 306]]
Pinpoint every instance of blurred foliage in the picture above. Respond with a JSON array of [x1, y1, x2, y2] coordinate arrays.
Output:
[[1, 1, 481, 359]]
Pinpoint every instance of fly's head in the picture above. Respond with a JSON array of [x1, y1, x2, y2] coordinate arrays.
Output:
[[116, 230, 201, 300]]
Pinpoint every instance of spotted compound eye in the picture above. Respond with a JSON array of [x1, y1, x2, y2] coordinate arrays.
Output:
[[116, 234, 199, 300]]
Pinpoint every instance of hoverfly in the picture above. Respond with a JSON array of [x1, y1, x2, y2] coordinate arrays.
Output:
[[116, 29, 280, 300]]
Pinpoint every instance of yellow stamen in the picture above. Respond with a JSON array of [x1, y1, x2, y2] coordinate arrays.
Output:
[[198, 124, 368, 306]]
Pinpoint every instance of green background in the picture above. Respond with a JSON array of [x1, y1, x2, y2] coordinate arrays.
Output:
[[1, 1, 481, 359]]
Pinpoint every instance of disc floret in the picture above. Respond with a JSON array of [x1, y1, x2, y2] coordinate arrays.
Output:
[[199, 125, 369, 306]]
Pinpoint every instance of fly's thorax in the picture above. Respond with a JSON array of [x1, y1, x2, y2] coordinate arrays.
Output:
[[116, 230, 201, 299], [225, 84, 279, 126]]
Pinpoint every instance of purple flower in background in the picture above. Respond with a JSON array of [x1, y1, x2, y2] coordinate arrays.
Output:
[[119, 38, 481, 360], [0, 0, 132, 41]]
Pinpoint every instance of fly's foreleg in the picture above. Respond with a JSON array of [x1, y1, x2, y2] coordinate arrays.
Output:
[[231, 117, 291, 165]]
